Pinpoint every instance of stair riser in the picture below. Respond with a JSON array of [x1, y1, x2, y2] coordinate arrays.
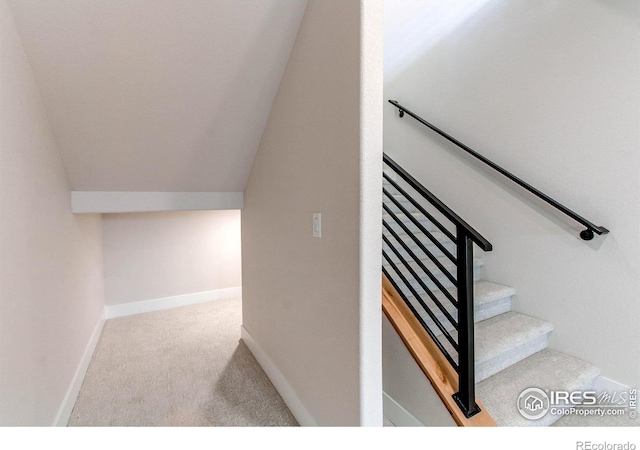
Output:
[[407, 294, 513, 335], [424, 321, 551, 384], [475, 297, 512, 322], [476, 334, 550, 383]]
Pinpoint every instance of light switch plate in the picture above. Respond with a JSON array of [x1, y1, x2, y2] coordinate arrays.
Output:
[[313, 213, 321, 238]]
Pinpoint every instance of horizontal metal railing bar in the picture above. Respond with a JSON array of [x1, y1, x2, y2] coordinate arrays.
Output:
[[382, 252, 459, 309], [383, 187, 458, 264], [384, 154, 492, 251], [383, 205, 459, 302], [383, 220, 460, 326], [383, 171, 457, 243], [383, 259, 460, 372], [382, 205, 458, 292], [389, 99, 609, 241], [382, 237, 460, 349], [383, 235, 460, 350]]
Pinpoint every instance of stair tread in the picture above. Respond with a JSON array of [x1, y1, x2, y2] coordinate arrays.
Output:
[[473, 281, 516, 307], [405, 280, 514, 314], [432, 311, 552, 364], [476, 311, 553, 364], [477, 348, 601, 427], [403, 280, 514, 333]]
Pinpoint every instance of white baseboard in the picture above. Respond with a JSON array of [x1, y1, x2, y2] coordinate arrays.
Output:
[[241, 326, 317, 426], [383, 391, 424, 427], [53, 310, 106, 426], [105, 287, 242, 319], [591, 375, 632, 393]]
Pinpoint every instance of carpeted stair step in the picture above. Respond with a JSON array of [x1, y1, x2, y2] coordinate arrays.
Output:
[[471, 282, 517, 322], [403, 281, 515, 333], [477, 348, 601, 427], [383, 256, 484, 295], [474, 312, 554, 382], [426, 311, 553, 383]]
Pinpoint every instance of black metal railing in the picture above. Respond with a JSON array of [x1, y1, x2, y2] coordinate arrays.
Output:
[[382, 153, 490, 418], [389, 100, 609, 241]]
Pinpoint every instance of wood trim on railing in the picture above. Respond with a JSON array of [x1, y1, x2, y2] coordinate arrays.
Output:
[[382, 274, 496, 427]]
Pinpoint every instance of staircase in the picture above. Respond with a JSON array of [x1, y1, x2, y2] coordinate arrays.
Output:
[[382, 175, 602, 427]]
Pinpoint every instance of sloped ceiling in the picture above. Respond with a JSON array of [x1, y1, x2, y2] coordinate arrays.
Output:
[[7, 0, 308, 192]]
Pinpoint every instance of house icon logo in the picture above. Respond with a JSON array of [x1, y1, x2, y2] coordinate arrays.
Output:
[[517, 388, 550, 420], [525, 395, 544, 411]]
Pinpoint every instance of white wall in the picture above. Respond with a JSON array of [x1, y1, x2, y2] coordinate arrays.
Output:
[[384, 0, 640, 389], [102, 210, 241, 306], [242, 0, 383, 426], [0, 0, 104, 426], [382, 316, 455, 426]]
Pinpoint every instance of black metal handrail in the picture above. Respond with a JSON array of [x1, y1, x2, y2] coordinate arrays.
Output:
[[382, 153, 489, 418], [384, 155, 492, 252], [389, 100, 609, 241]]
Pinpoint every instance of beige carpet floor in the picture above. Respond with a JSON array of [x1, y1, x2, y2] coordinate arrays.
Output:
[[68, 297, 298, 426]]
